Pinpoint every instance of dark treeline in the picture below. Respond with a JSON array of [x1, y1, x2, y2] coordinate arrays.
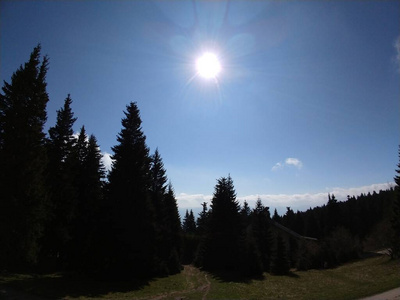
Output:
[[182, 185, 398, 276], [0, 45, 182, 279], [1, 46, 399, 280]]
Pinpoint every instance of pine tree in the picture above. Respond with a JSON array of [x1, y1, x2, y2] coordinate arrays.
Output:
[[199, 175, 243, 271], [197, 202, 209, 235], [107, 102, 156, 278], [0, 45, 50, 270], [251, 198, 273, 272], [70, 129, 106, 271], [182, 210, 196, 234], [240, 200, 251, 225], [162, 184, 182, 274], [272, 208, 281, 222], [43, 94, 78, 266], [150, 148, 167, 216], [325, 194, 340, 235], [391, 145, 400, 259], [182, 208, 199, 264]]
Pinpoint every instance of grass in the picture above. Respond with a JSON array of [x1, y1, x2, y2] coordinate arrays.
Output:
[[1, 255, 399, 299]]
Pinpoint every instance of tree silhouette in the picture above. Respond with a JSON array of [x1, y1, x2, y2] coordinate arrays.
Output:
[[0, 45, 50, 270], [161, 184, 182, 274], [251, 198, 273, 272], [198, 175, 243, 271], [69, 129, 106, 271], [44, 94, 78, 266], [107, 102, 156, 278], [182, 210, 196, 234]]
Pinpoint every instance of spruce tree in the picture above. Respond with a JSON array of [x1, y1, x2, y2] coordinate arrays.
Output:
[[107, 102, 156, 278], [43, 94, 78, 266], [0, 45, 50, 270], [162, 184, 182, 274], [251, 198, 273, 272], [70, 129, 106, 271], [391, 145, 400, 259], [199, 175, 242, 271], [182, 208, 199, 264], [196, 202, 209, 235], [240, 200, 251, 226], [182, 210, 196, 234]]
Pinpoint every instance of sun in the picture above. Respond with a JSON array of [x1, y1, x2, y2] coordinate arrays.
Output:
[[196, 52, 222, 79]]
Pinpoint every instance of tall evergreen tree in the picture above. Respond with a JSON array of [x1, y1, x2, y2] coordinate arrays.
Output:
[[240, 200, 251, 225], [107, 102, 156, 278], [43, 94, 78, 266], [198, 175, 243, 271], [0, 45, 50, 270], [149, 148, 181, 274], [197, 202, 210, 235], [272, 208, 282, 223], [251, 198, 273, 272], [69, 129, 106, 270], [182, 210, 197, 234], [161, 184, 182, 274], [391, 145, 400, 259]]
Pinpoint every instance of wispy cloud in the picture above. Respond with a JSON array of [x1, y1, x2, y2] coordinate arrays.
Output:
[[272, 157, 303, 171], [176, 182, 394, 215]]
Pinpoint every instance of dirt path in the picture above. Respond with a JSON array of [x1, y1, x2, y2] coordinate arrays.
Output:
[[150, 265, 211, 300], [201, 273, 210, 300]]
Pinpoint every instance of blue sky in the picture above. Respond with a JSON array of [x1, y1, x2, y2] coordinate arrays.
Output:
[[1, 1, 399, 214]]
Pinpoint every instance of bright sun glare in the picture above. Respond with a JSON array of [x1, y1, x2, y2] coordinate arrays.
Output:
[[196, 52, 221, 79]]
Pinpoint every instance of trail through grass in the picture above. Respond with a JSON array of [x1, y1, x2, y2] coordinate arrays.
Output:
[[0, 255, 399, 299]]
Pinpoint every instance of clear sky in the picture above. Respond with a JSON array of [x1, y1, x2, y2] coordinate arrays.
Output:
[[1, 1, 399, 215]]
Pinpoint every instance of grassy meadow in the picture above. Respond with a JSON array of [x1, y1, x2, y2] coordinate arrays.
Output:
[[1, 255, 399, 299]]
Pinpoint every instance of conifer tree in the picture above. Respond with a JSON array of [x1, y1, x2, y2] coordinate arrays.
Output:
[[43, 94, 78, 265], [182, 208, 199, 264], [149, 147, 182, 274], [198, 175, 242, 271], [70, 129, 106, 270], [0, 45, 50, 269], [197, 202, 209, 235], [272, 208, 281, 222], [182, 210, 196, 234], [150, 148, 167, 216], [240, 200, 251, 225], [251, 198, 273, 272], [161, 184, 182, 273], [107, 102, 156, 278]]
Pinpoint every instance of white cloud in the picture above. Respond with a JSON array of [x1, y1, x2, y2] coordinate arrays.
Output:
[[101, 152, 113, 172], [272, 157, 303, 171], [285, 158, 303, 169], [176, 182, 394, 215], [176, 193, 212, 208]]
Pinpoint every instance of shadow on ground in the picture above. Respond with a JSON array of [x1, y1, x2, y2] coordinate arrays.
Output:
[[0, 272, 151, 299]]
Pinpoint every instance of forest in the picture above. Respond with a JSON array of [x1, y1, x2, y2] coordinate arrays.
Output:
[[1, 45, 399, 281]]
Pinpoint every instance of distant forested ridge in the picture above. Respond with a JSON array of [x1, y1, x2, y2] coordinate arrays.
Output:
[[0, 45, 398, 279]]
